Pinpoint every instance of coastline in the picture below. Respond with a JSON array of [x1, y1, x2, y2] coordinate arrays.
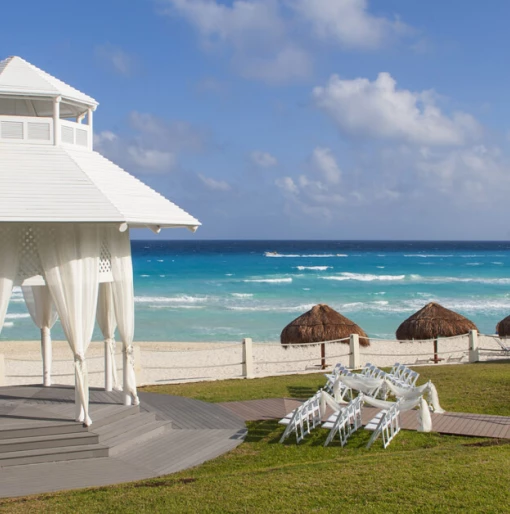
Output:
[[1, 335, 505, 388]]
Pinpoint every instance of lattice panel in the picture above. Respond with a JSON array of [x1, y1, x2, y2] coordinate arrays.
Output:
[[100, 240, 112, 274], [14, 226, 113, 283], [17, 226, 43, 280]]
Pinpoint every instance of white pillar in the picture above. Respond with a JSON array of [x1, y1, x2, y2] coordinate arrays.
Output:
[[0, 353, 5, 386], [53, 96, 61, 145], [469, 330, 479, 363], [41, 327, 52, 387], [349, 334, 360, 369], [87, 107, 94, 150], [123, 347, 132, 406], [104, 340, 113, 392], [242, 338, 254, 379]]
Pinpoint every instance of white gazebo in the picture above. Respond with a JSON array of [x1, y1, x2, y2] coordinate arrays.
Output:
[[0, 56, 200, 425]]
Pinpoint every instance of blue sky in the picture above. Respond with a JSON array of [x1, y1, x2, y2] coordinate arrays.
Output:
[[2, 1, 510, 240]]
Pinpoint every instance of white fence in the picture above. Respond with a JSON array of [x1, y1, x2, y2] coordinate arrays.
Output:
[[0, 331, 508, 388]]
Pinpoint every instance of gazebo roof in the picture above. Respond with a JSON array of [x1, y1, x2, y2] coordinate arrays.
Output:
[[0, 143, 200, 230], [0, 56, 97, 108]]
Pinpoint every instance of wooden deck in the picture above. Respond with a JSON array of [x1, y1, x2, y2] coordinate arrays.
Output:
[[1, 385, 509, 499], [219, 398, 510, 439], [0, 385, 247, 499]]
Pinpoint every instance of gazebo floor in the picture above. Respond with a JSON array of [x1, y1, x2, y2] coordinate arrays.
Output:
[[0, 385, 247, 499]]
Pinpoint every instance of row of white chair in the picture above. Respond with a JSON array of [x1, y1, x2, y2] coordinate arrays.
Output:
[[278, 391, 322, 443], [323, 394, 364, 447]]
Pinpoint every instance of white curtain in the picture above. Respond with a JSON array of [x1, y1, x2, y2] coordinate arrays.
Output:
[[385, 379, 445, 414], [96, 282, 120, 391], [0, 224, 20, 335], [22, 285, 58, 386], [36, 224, 101, 426], [107, 226, 139, 405]]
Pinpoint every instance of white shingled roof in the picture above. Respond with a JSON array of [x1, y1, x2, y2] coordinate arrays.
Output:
[[0, 143, 200, 230], [0, 56, 97, 107]]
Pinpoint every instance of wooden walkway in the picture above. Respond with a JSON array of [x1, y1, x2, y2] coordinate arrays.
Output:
[[219, 398, 510, 439], [0, 385, 246, 499]]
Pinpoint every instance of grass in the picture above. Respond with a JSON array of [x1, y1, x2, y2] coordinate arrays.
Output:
[[1, 361, 509, 513]]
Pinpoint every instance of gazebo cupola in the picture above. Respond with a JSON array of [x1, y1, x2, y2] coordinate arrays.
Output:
[[0, 56, 97, 149], [0, 56, 200, 426]]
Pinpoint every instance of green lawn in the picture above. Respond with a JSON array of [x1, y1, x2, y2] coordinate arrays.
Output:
[[1, 362, 509, 513]]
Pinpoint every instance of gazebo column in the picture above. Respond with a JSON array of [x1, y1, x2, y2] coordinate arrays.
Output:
[[53, 96, 61, 146], [22, 286, 58, 387], [108, 226, 139, 407], [41, 327, 52, 386], [97, 282, 118, 392]]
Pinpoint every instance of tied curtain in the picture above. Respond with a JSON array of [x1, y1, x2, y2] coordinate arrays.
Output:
[[0, 224, 20, 335], [97, 282, 120, 391], [22, 285, 58, 387], [107, 226, 139, 406], [37, 224, 101, 426]]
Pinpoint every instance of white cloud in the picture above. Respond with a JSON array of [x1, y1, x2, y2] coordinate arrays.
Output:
[[292, 0, 410, 50], [275, 176, 299, 194], [251, 150, 278, 168], [159, 0, 312, 83], [127, 147, 176, 171], [198, 173, 232, 191], [95, 44, 136, 76], [311, 147, 341, 184], [313, 72, 481, 146], [94, 112, 206, 174]]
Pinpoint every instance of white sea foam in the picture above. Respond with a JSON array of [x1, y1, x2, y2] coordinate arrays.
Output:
[[225, 273, 233, 276], [140, 274, 150, 278], [157, 259, 164, 262], [321, 272, 406, 282], [231, 293, 254, 298], [3, 322, 13, 328], [264, 252, 341, 258], [228, 303, 315, 312], [296, 266, 331, 271], [302, 288, 311, 291], [5, 313, 30, 319], [376, 266, 385, 269], [404, 254, 453, 258], [243, 278, 293, 284], [466, 263, 482, 266], [492, 262, 504, 265], [135, 295, 209, 304]]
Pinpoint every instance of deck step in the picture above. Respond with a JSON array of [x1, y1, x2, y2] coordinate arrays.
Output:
[[0, 422, 88, 441], [0, 443, 109, 467], [0, 431, 98, 454], [108, 420, 171, 456], [88, 405, 140, 429], [94, 411, 158, 441]]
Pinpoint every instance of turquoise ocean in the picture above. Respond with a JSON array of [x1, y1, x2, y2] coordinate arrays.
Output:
[[3, 240, 510, 342]]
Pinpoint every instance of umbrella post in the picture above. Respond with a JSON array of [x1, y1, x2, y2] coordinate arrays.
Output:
[[433, 339, 443, 364], [321, 343, 326, 370]]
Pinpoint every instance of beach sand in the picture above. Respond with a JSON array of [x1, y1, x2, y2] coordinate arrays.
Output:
[[0, 335, 504, 388]]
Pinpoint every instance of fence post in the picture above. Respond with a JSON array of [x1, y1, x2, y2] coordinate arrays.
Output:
[[133, 344, 143, 386], [469, 330, 479, 363], [242, 338, 254, 379], [0, 353, 5, 386], [349, 334, 360, 369]]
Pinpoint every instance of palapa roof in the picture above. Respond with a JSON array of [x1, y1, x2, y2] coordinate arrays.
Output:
[[280, 304, 370, 347], [0, 56, 97, 109], [496, 316, 510, 337], [0, 144, 200, 230], [396, 302, 478, 340]]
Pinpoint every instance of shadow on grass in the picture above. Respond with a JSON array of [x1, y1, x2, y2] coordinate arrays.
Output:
[[286, 385, 322, 399], [244, 420, 281, 443]]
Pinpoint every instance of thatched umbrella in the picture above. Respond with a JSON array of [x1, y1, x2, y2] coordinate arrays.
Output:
[[396, 302, 478, 364], [280, 304, 369, 369], [496, 316, 510, 337]]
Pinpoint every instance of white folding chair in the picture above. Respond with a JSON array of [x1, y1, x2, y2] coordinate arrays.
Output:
[[365, 400, 402, 449], [323, 395, 363, 447]]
